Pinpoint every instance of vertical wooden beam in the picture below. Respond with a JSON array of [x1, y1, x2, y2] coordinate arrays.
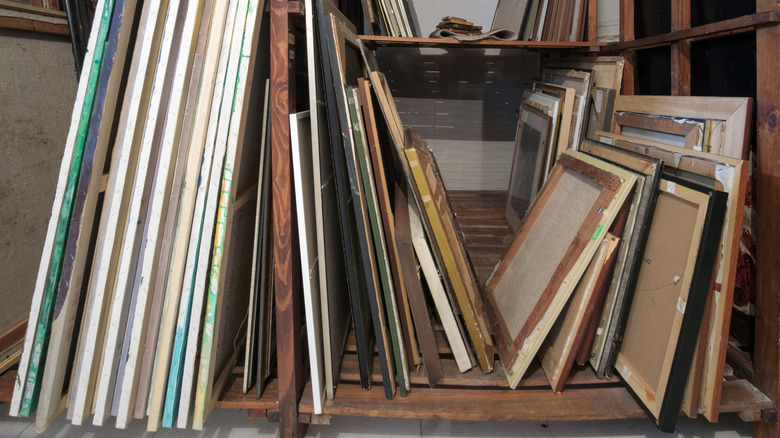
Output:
[[618, 0, 635, 95], [272, 1, 305, 437], [754, 1, 780, 436], [670, 0, 691, 95], [586, 0, 598, 42]]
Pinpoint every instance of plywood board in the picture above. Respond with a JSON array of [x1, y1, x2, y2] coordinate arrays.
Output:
[[485, 150, 636, 388], [615, 179, 726, 432], [0, 30, 75, 387]]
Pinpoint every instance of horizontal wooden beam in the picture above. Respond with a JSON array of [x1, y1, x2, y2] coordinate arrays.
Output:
[[0, 15, 69, 36], [359, 35, 603, 51], [602, 11, 780, 52]]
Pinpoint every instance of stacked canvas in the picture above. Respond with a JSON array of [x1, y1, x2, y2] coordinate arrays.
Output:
[[11, 0, 272, 431], [492, 0, 590, 41]]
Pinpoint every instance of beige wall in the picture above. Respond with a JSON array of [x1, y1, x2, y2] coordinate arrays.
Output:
[[0, 29, 77, 335]]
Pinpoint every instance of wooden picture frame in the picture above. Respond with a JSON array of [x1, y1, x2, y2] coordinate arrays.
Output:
[[505, 103, 552, 232], [404, 129, 496, 374], [540, 68, 591, 151], [585, 87, 616, 140], [613, 112, 705, 151], [543, 56, 625, 93], [615, 179, 727, 432], [522, 88, 560, 177], [485, 150, 636, 388], [610, 95, 753, 160], [532, 81, 575, 160], [316, 1, 374, 391], [539, 232, 620, 393], [596, 131, 749, 422], [577, 139, 663, 380]]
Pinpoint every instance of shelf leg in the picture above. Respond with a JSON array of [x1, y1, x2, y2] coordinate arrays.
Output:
[[754, 0, 780, 436]]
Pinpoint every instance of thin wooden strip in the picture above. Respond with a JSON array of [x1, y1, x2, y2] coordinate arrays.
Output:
[[307, 383, 645, 421]]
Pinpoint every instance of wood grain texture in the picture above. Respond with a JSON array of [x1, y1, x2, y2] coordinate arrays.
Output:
[[270, 0, 304, 436], [754, 1, 780, 436]]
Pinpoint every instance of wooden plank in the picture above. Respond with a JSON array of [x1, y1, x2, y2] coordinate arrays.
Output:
[[0, 16, 68, 34], [670, 0, 691, 96], [359, 34, 602, 50], [270, 0, 303, 435], [604, 11, 780, 53], [9, 0, 110, 419], [214, 374, 279, 410], [754, 1, 780, 436], [719, 379, 775, 414], [302, 382, 646, 421], [392, 186, 443, 387]]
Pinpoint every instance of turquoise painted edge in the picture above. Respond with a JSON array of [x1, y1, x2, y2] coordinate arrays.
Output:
[[20, 0, 118, 417]]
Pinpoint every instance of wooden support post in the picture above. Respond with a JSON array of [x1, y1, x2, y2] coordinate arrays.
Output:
[[586, 0, 598, 42], [754, 0, 780, 436], [670, 0, 691, 95], [271, 1, 305, 437], [618, 0, 635, 94]]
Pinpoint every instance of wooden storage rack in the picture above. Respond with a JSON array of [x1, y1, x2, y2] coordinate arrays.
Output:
[[3, 1, 778, 436], [265, 1, 780, 437]]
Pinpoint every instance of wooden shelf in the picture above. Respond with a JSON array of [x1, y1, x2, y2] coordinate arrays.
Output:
[[359, 35, 603, 51]]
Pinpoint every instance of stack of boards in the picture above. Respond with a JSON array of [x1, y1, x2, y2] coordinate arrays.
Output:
[[359, 0, 417, 37], [492, 0, 591, 41], [306, 7, 751, 433], [11, 0, 272, 432]]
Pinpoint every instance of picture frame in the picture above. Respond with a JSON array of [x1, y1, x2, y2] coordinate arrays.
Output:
[[485, 149, 637, 388]]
